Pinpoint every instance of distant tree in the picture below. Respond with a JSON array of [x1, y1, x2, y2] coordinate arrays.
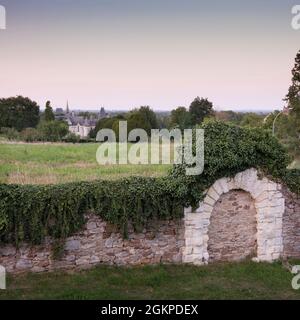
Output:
[[285, 50, 300, 137], [89, 115, 125, 139], [240, 113, 264, 128], [127, 106, 158, 135], [20, 128, 41, 142], [285, 50, 300, 114], [37, 121, 68, 142], [126, 112, 151, 137], [215, 110, 244, 125], [189, 97, 214, 125], [0, 127, 20, 140], [156, 112, 171, 129], [138, 106, 158, 131], [44, 101, 55, 122], [0, 96, 40, 131], [169, 107, 192, 131]]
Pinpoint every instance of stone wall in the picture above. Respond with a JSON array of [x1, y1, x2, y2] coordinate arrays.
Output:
[[207, 190, 257, 262], [183, 168, 285, 264], [1, 168, 300, 274], [282, 186, 300, 258], [0, 215, 184, 274]]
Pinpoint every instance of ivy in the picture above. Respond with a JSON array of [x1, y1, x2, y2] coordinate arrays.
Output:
[[0, 121, 299, 246]]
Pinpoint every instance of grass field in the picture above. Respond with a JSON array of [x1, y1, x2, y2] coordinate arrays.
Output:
[[0, 142, 171, 184], [0, 262, 300, 300]]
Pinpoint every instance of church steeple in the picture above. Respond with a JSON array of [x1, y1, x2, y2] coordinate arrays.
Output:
[[66, 100, 70, 114]]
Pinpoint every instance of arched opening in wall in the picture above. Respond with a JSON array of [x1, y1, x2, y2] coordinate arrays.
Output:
[[207, 189, 257, 262]]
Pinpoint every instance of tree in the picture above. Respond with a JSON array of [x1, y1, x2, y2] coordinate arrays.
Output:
[[127, 112, 151, 136], [89, 115, 126, 139], [189, 97, 214, 125], [285, 50, 300, 112], [285, 50, 300, 136], [0, 96, 40, 131], [128, 106, 158, 135], [37, 121, 69, 142], [240, 113, 264, 128], [169, 107, 192, 131], [215, 110, 244, 125], [44, 101, 55, 121], [44, 101, 55, 122], [138, 106, 158, 131]]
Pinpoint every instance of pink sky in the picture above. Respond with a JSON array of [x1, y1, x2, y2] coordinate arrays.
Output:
[[0, 1, 299, 111]]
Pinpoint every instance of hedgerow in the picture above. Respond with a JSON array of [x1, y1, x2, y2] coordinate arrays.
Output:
[[0, 121, 299, 246]]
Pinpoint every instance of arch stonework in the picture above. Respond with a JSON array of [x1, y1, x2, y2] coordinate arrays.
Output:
[[183, 168, 285, 264]]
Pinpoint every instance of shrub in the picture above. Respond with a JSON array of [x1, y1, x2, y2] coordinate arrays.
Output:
[[37, 120, 69, 142], [0, 121, 299, 246], [170, 121, 291, 206], [20, 128, 41, 142], [0, 127, 20, 140], [0, 177, 186, 245], [62, 132, 81, 143]]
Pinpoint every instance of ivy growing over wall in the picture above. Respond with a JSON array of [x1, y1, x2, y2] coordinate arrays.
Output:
[[0, 121, 299, 246]]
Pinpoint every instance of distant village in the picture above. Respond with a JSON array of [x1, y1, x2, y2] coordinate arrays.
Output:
[[54, 102, 109, 138]]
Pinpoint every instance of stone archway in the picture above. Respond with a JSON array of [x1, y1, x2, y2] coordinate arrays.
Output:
[[207, 190, 257, 262], [183, 168, 285, 265]]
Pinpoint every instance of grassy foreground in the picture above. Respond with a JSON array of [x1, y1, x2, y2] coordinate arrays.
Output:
[[1, 262, 300, 300], [0, 142, 171, 184]]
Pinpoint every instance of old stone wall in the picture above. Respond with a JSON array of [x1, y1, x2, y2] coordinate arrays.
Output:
[[184, 168, 285, 264], [207, 190, 257, 262], [282, 186, 300, 258], [1, 168, 300, 274], [0, 215, 184, 274]]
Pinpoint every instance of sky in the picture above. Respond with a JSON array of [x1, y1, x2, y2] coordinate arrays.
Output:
[[0, 0, 299, 111]]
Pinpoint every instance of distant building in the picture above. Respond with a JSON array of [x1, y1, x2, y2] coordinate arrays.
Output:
[[54, 102, 108, 138], [99, 107, 108, 118], [55, 108, 64, 114], [67, 116, 98, 138]]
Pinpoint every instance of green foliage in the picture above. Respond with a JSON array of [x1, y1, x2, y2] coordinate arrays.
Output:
[[0, 96, 40, 131], [20, 128, 41, 142], [0, 121, 299, 246], [134, 106, 159, 135], [215, 110, 245, 125], [285, 49, 300, 134], [89, 115, 125, 139], [126, 112, 151, 137], [0, 127, 20, 140], [1, 262, 300, 300], [282, 169, 300, 194], [91, 106, 158, 139], [37, 120, 69, 142], [189, 97, 214, 125], [44, 101, 55, 122], [285, 50, 300, 114], [62, 132, 81, 143], [171, 121, 292, 207], [52, 239, 65, 260], [169, 107, 192, 131], [240, 113, 264, 128], [0, 177, 186, 246]]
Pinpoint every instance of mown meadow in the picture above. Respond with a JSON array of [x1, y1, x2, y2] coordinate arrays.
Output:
[[1, 261, 300, 300], [0, 142, 172, 184]]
